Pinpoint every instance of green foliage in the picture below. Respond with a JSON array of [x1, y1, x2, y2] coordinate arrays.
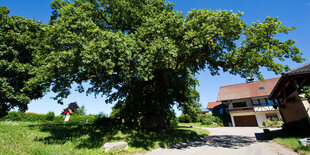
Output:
[[0, 111, 24, 121], [75, 105, 86, 116], [262, 118, 284, 128], [45, 111, 55, 121], [24, 113, 46, 122], [301, 85, 310, 103], [178, 114, 192, 123], [69, 114, 96, 124], [0, 111, 56, 122], [40, 0, 304, 129], [197, 113, 224, 126], [2, 0, 305, 129], [0, 7, 50, 117]]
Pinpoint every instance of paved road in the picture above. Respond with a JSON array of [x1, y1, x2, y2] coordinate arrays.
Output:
[[147, 127, 297, 155]]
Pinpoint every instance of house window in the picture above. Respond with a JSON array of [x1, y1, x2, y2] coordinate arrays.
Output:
[[267, 100, 274, 105], [266, 113, 278, 119], [232, 102, 247, 108], [258, 87, 265, 90]]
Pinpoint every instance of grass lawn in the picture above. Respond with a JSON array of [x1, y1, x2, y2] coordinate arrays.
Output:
[[179, 122, 220, 128], [264, 129, 310, 155], [0, 121, 209, 155]]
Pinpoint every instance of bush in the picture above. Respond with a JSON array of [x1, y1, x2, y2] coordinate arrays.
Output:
[[1, 112, 24, 121], [178, 114, 192, 123], [45, 112, 55, 121], [197, 113, 224, 126], [24, 113, 46, 121], [69, 114, 96, 124], [93, 114, 114, 125], [53, 115, 64, 123], [262, 118, 284, 128], [0, 111, 56, 122]]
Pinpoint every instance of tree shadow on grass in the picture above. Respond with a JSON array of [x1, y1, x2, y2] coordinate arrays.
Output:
[[28, 123, 204, 150], [29, 123, 121, 148]]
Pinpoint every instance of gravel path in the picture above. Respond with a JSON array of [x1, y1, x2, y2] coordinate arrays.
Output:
[[147, 127, 297, 155]]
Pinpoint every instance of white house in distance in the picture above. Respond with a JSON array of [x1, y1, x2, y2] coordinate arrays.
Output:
[[216, 77, 282, 127]]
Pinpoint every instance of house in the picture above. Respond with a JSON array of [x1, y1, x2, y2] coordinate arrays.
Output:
[[207, 102, 228, 114], [216, 77, 281, 127], [200, 108, 210, 114], [269, 63, 310, 130]]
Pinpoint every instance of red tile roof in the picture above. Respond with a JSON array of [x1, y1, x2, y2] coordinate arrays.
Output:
[[207, 102, 222, 109], [217, 77, 280, 101]]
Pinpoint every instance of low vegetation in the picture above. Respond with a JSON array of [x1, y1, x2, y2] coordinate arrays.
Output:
[[260, 118, 284, 128], [178, 113, 231, 127], [179, 122, 220, 128], [264, 129, 310, 155], [0, 112, 209, 155]]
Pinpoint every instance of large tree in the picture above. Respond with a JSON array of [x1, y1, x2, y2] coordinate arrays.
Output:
[[0, 7, 49, 117], [41, 0, 304, 129], [3, 0, 304, 129]]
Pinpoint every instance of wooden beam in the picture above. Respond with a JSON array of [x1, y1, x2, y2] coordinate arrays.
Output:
[[265, 98, 269, 105], [250, 98, 254, 106], [258, 99, 261, 106]]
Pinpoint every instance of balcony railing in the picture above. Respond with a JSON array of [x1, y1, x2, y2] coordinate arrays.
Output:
[[228, 105, 276, 112], [228, 106, 254, 112]]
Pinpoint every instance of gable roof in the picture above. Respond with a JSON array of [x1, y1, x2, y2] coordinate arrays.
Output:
[[207, 102, 222, 109], [217, 77, 280, 101], [269, 63, 310, 99], [284, 63, 310, 76]]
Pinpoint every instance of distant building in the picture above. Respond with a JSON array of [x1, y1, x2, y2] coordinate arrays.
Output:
[[216, 77, 281, 127], [269, 63, 310, 130], [200, 108, 210, 114], [206, 102, 227, 114]]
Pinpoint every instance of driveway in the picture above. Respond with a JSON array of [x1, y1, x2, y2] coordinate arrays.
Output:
[[147, 127, 297, 155]]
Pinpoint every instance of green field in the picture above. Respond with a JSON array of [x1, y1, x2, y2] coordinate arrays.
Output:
[[0, 121, 209, 155]]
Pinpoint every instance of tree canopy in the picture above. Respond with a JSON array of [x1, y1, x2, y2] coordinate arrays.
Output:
[[0, 7, 49, 117], [0, 0, 305, 129]]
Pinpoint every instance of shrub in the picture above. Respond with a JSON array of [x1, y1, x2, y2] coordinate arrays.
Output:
[[262, 118, 284, 128], [53, 115, 64, 123], [1, 112, 24, 121], [178, 114, 192, 123], [45, 112, 55, 121], [93, 114, 114, 125], [24, 113, 45, 121], [69, 114, 96, 124], [1, 111, 56, 122], [197, 113, 224, 126]]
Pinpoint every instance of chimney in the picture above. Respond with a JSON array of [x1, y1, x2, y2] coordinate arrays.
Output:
[[246, 77, 254, 83]]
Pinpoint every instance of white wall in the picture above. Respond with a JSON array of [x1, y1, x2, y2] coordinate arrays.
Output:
[[230, 111, 282, 127], [255, 111, 282, 127], [255, 113, 267, 126]]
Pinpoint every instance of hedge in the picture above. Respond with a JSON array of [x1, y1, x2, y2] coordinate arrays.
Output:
[[0, 111, 55, 122]]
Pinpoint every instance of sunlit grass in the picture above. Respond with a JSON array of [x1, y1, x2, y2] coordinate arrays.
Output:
[[179, 122, 220, 128], [0, 121, 209, 155], [264, 129, 310, 155]]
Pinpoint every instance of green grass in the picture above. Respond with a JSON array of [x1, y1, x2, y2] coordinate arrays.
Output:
[[0, 121, 209, 155], [264, 130, 310, 155], [179, 122, 220, 128]]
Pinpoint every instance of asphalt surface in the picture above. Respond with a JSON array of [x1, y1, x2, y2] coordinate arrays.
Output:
[[147, 127, 297, 155]]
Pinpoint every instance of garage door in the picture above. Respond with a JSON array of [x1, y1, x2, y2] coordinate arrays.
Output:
[[234, 115, 258, 127]]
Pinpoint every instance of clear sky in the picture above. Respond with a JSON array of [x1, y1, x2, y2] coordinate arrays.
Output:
[[1, 0, 309, 116]]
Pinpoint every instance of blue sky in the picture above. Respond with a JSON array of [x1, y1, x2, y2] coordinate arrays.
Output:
[[1, 0, 309, 116]]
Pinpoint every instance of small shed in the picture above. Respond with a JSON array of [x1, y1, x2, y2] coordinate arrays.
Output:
[[269, 63, 310, 130]]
